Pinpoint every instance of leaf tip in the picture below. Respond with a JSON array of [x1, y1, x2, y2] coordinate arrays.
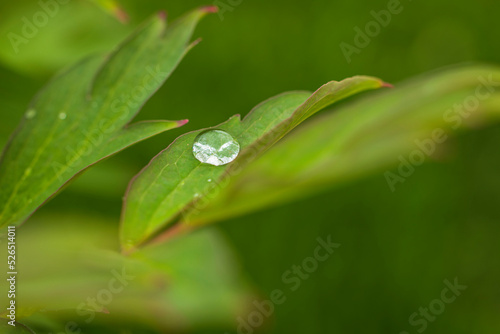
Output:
[[115, 7, 130, 24], [177, 119, 189, 126], [381, 82, 394, 88], [231, 114, 242, 122], [200, 5, 219, 13], [158, 10, 167, 21]]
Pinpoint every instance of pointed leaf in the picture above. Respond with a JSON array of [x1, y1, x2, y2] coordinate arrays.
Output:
[[184, 65, 500, 224], [0, 7, 215, 227], [120, 76, 386, 251]]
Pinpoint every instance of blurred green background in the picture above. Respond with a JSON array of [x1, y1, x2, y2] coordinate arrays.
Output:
[[1, 0, 499, 333]]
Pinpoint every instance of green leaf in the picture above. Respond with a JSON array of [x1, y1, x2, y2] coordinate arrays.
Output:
[[0, 7, 215, 228], [0, 214, 254, 331], [120, 76, 386, 251], [0, 0, 132, 75], [183, 65, 500, 224]]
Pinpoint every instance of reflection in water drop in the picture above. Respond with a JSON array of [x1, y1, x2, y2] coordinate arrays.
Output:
[[192, 130, 240, 166], [25, 109, 36, 119]]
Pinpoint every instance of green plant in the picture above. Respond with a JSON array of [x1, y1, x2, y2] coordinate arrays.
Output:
[[0, 7, 212, 227], [1, 5, 500, 333]]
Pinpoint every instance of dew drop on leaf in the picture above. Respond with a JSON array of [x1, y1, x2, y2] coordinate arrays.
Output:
[[25, 109, 36, 119], [192, 130, 240, 166], [58, 112, 67, 120]]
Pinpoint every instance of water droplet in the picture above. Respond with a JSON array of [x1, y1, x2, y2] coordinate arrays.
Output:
[[207, 179, 212, 182], [194, 193, 200, 198], [25, 109, 36, 119], [193, 130, 240, 166], [58, 112, 67, 120]]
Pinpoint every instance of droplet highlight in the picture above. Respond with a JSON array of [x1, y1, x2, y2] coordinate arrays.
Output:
[[193, 130, 240, 166], [58, 112, 67, 120]]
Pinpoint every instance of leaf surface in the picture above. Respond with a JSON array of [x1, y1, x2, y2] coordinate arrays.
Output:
[[0, 214, 254, 331], [184, 65, 500, 224], [120, 76, 386, 250], [0, 7, 215, 227]]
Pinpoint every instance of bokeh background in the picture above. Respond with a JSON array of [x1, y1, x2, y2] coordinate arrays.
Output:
[[1, 0, 499, 333]]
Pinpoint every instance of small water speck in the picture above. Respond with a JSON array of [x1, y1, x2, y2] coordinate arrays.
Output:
[[25, 109, 36, 119], [193, 130, 240, 166], [58, 112, 67, 120], [207, 179, 212, 182]]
